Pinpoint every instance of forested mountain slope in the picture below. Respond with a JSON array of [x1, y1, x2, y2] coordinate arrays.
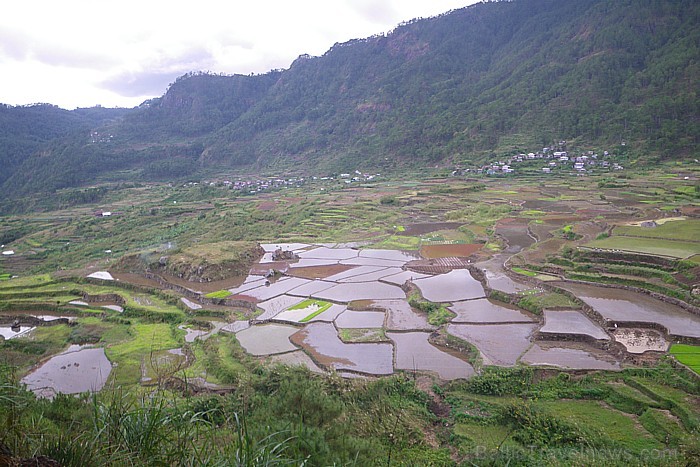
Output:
[[2, 0, 697, 197], [0, 105, 127, 187]]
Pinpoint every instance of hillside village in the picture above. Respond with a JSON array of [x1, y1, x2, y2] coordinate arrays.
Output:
[[182, 171, 383, 194], [476, 144, 626, 176]]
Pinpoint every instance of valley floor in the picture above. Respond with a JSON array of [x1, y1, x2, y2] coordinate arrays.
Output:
[[1, 165, 699, 465]]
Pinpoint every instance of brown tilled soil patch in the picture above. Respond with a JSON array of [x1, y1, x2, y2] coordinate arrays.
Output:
[[257, 201, 277, 211], [109, 273, 164, 289], [287, 264, 355, 279], [420, 244, 482, 259], [156, 273, 250, 294]]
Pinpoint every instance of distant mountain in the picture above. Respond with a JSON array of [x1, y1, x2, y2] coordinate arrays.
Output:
[[2, 0, 698, 197]]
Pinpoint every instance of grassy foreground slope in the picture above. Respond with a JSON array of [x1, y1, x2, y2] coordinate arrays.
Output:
[[1, 361, 699, 465]]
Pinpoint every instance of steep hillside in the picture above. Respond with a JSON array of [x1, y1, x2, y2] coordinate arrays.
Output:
[[1, 0, 698, 197], [204, 0, 698, 169], [0, 104, 128, 187]]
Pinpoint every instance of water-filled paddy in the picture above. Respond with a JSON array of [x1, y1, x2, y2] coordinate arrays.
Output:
[[558, 283, 700, 338], [292, 258, 341, 268], [86, 271, 114, 281], [236, 324, 299, 356], [181, 297, 202, 310], [449, 298, 533, 323], [315, 282, 406, 302], [180, 321, 226, 343], [227, 275, 268, 295], [372, 299, 435, 331], [290, 322, 393, 375], [474, 255, 531, 293], [257, 294, 305, 320], [298, 247, 359, 261], [325, 265, 388, 282], [335, 310, 385, 328], [380, 270, 430, 286], [447, 323, 537, 366], [388, 332, 474, 380], [181, 326, 208, 342], [242, 277, 312, 301], [340, 256, 406, 267], [220, 320, 250, 334], [496, 219, 536, 253], [21, 345, 112, 397], [0, 325, 34, 339], [286, 279, 336, 297], [414, 269, 485, 302], [275, 302, 346, 323], [540, 310, 609, 340], [521, 344, 620, 370], [358, 249, 421, 262], [337, 268, 403, 283]]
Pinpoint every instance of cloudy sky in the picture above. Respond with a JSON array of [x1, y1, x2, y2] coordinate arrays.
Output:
[[1, 0, 477, 109]]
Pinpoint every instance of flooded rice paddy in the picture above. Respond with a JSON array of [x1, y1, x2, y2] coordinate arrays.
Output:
[[371, 300, 435, 331], [496, 219, 537, 254], [314, 282, 406, 302], [236, 324, 299, 356], [474, 255, 532, 293], [447, 323, 538, 366], [290, 322, 394, 375], [66, 242, 699, 383], [21, 345, 112, 397], [275, 302, 346, 324], [335, 310, 386, 328], [558, 283, 700, 338], [389, 332, 475, 379], [0, 325, 35, 339], [216, 244, 698, 378], [521, 344, 620, 370], [449, 299, 534, 323], [414, 269, 485, 302], [540, 310, 609, 340]]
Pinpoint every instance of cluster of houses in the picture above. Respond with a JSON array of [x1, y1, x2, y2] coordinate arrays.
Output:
[[89, 131, 113, 143], [181, 171, 381, 194], [476, 147, 624, 176]]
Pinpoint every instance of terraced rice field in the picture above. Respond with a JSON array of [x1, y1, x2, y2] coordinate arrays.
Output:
[[669, 344, 700, 373]]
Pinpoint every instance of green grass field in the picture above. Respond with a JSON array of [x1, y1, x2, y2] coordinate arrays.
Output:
[[535, 400, 663, 453], [105, 323, 181, 384], [613, 219, 700, 242], [511, 267, 538, 277], [585, 236, 700, 258], [289, 298, 333, 322], [204, 289, 232, 299], [669, 344, 700, 373]]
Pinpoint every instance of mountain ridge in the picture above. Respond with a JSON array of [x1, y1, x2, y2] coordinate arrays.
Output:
[[1, 0, 698, 197]]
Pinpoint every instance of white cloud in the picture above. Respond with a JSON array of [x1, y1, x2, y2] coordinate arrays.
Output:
[[0, 0, 477, 109]]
